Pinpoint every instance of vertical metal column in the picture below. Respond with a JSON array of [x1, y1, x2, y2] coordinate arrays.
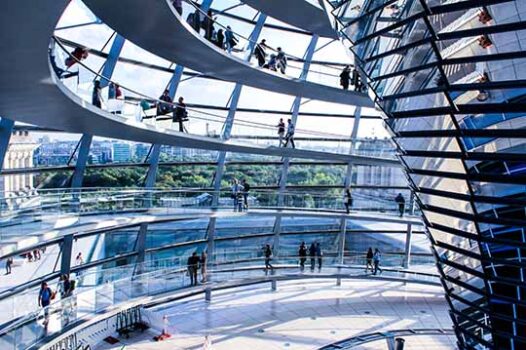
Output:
[[134, 223, 148, 275], [70, 134, 93, 189], [144, 144, 161, 189], [60, 234, 74, 275], [211, 13, 267, 206], [205, 216, 216, 297], [99, 34, 125, 88], [403, 223, 413, 268], [0, 117, 14, 172], [337, 107, 362, 265], [272, 35, 319, 257]]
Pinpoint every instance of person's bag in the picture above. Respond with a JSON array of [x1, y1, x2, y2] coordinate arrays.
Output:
[[230, 37, 238, 47], [51, 290, 57, 300]]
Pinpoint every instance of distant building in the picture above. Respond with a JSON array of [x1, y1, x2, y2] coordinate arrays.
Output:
[[0, 130, 38, 194], [134, 143, 150, 161], [112, 142, 132, 163]]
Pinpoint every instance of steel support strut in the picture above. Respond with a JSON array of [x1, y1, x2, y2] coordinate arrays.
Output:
[[273, 35, 319, 257], [212, 13, 268, 206]]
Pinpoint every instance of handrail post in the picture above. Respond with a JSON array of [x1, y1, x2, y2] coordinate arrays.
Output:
[[403, 224, 413, 268]]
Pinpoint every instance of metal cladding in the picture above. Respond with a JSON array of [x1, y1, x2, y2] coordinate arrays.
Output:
[[334, 1, 526, 349]]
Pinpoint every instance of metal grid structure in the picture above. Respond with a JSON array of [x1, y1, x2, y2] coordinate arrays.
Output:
[[332, 0, 526, 349]]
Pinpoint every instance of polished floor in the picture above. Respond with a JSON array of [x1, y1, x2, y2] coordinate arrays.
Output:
[[96, 279, 455, 350]]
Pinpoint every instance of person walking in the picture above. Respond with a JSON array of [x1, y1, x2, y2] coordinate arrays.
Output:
[[373, 248, 382, 275], [309, 242, 316, 271], [174, 96, 188, 132], [92, 80, 103, 108], [241, 179, 250, 210], [231, 179, 244, 212], [225, 26, 237, 53], [254, 39, 267, 67], [340, 65, 351, 90], [172, 0, 183, 15], [5, 257, 13, 275], [316, 242, 323, 271], [365, 247, 374, 273], [344, 187, 353, 214], [202, 335, 213, 350], [283, 119, 296, 148], [38, 282, 54, 318], [276, 47, 287, 74], [298, 242, 307, 271], [264, 244, 273, 272], [200, 251, 208, 283], [395, 193, 405, 217], [187, 252, 200, 286], [203, 10, 215, 42], [215, 29, 225, 49], [188, 8, 201, 32], [276, 118, 285, 147]]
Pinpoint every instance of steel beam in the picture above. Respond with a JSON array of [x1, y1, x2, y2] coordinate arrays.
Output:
[[337, 107, 362, 262], [212, 13, 267, 206], [403, 223, 413, 268], [0, 117, 14, 173], [99, 34, 125, 88], [70, 134, 93, 189], [134, 223, 148, 275], [60, 234, 74, 275], [144, 144, 161, 188], [206, 217, 217, 282], [273, 35, 319, 257]]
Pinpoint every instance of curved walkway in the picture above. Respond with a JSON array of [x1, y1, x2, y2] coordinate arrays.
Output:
[[82, 0, 372, 107], [318, 328, 455, 349], [37, 278, 447, 350], [0, 1, 387, 165], [241, 0, 338, 38], [0, 208, 422, 259]]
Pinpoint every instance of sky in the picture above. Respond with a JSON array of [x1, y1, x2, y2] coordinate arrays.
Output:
[[46, 0, 390, 143]]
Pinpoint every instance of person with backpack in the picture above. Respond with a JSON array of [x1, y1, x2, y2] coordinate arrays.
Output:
[[38, 282, 54, 317], [174, 96, 188, 132], [231, 179, 244, 212], [298, 242, 307, 271], [241, 179, 250, 210], [283, 119, 296, 148], [395, 193, 405, 217], [365, 247, 374, 273], [254, 39, 267, 67], [340, 65, 351, 90], [276, 47, 287, 74], [276, 118, 285, 147], [373, 248, 382, 275], [225, 26, 237, 53]]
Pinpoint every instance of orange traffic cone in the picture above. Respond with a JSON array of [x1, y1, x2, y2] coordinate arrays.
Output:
[[153, 315, 172, 341]]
